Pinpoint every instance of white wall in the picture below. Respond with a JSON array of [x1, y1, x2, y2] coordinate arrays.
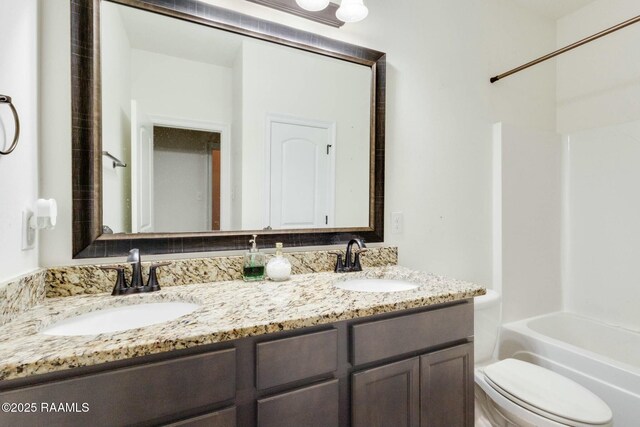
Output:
[[101, 2, 132, 233], [39, 0, 558, 284], [130, 49, 232, 125], [494, 123, 562, 323], [558, 0, 640, 330], [240, 40, 370, 230], [377, 0, 556, 283], [0, 0, 39, 281]]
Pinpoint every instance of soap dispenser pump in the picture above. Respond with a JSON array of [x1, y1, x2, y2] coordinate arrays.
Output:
[[243, 234, 266, 281]]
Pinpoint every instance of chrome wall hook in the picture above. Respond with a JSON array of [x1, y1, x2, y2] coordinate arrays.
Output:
[[0, 95, 20, 156]]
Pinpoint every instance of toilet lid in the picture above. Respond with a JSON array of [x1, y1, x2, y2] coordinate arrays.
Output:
[[484, 359, 612, 426]]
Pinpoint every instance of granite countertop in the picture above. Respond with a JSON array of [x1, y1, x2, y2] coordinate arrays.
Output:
[[0, 266, 485, 381]]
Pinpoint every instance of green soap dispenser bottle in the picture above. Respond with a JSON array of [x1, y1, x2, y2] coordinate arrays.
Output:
[[243, 234, 265, 281]]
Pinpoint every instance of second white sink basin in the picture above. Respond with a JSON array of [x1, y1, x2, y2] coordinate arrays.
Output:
[[335, 278, 419, 293], [40, 302, 200, 336]]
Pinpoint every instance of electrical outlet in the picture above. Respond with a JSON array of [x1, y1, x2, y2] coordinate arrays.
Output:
[[391, 211, 403, 234], [22, 209, 35, 250]]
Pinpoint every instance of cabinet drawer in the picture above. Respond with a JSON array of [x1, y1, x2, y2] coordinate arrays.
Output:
[[256, 329, 337, 390], [0, 348, 236, 427], [165, 406, 236, 427], [351, 302, 472, 365], [257, 379, 339, 427]]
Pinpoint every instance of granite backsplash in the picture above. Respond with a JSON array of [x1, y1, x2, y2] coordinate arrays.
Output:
[[45, 247, 398, 297], [0, 270, 46, 327]]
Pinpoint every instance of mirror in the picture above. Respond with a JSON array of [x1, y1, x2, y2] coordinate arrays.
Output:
[[71, 0, 385, 257], [101, 1, 371, 234]]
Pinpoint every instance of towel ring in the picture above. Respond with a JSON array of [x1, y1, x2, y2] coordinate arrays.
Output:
[[0, 94, 20, 156]]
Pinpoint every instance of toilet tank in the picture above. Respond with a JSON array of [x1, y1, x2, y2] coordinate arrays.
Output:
[[474, 289, 501, 364]]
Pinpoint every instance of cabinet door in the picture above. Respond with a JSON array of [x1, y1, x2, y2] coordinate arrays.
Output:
[[257, 379, 339, 427], [420, 343, 473, 427], [352, 357, 420, 427]]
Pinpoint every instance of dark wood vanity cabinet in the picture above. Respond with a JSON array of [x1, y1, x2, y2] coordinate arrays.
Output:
[[0, 300, 473, 427]]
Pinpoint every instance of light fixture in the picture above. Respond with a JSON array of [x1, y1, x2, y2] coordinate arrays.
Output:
[[256, 0, 369, 26], [336, 0, 368, 23], [295, 0, 331, 12]]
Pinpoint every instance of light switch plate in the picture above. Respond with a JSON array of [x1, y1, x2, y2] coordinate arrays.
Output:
[[22, 209, 35, 250], [391, 211, 403, 234]]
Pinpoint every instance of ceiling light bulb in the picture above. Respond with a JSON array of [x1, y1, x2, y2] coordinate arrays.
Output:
[[336, 0, 368, 23], [295, 0, 330, 12]]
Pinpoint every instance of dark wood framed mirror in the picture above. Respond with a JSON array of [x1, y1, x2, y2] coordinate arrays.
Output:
[[71, 0, 385, 258]]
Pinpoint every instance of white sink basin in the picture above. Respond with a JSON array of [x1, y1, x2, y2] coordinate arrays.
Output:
[[335, 278, 419, 293], [40, 302, 200, 336]]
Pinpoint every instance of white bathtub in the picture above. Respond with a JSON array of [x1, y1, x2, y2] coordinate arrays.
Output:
[[499, 312, 640, 426]]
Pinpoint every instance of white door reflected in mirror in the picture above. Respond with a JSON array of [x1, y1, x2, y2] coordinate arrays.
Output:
[[268, 118, 335, 229]]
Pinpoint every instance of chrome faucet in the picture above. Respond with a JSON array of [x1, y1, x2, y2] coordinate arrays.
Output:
[[334, 239, 368, 273], [100, 249, 170, 296]]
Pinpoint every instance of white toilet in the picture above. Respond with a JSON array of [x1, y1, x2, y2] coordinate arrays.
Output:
[[474, 290, 613, 427]]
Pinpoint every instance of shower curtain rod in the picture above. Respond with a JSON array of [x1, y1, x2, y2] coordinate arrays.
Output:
[[490, 14, 640, 83]]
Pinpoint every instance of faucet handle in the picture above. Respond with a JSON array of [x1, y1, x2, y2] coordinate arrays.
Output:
[[353, 248, 368, 271], [146, 262, 171, 292], [100, 265, 129, 296], [331, 252, 345, 273]]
